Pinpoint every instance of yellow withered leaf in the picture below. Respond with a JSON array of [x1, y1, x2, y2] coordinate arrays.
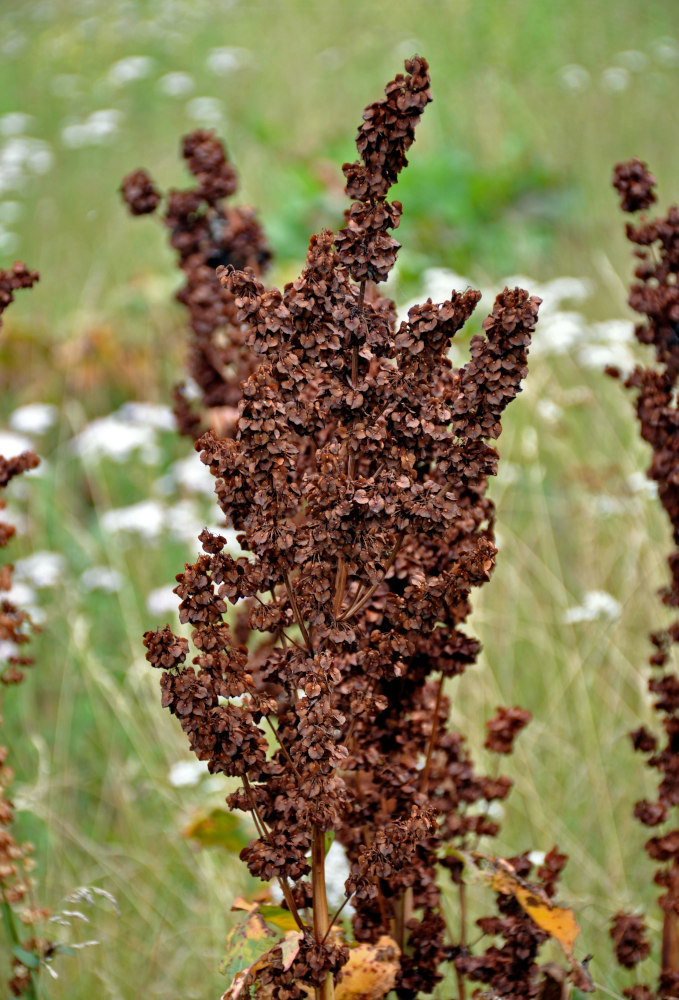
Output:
[[335, 936, 401, 1000], [489, 865, 579, 958], [514, 886, 579, 957]]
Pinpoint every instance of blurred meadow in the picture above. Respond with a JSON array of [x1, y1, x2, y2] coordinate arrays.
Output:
[[2, 0, 679, 996]]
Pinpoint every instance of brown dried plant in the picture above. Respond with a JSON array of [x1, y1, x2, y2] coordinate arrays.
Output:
[[610, 159, 679, 999], [122, 129, 272, 439], [0, 263, 50, 998], [143, 58, 551, 1000]]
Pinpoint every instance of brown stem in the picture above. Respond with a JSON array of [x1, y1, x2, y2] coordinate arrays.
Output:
[[264, 715, 302, 781], [322, 891, 355, 944], [419, 674, 445, 794], [312, 824, 335, 1000], [333, 558, 348, 618], [455, 881, 467, 1000], [282, 567, 314, 654], [338, 530, 405, 623], [662, 862, 679, 977], [334, 283, 365, 616], [242, 775, 305, 931]]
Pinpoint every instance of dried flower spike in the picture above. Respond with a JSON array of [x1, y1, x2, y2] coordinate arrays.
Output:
[[146, 58, 540, 1000]]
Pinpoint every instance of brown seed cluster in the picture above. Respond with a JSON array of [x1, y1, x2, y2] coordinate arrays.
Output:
[[0, 266, 54, 997], [121, 129, 271, 438], [145, 59, 539, 998], [0, 262, 39, 331], [611, 162, 679, 998]]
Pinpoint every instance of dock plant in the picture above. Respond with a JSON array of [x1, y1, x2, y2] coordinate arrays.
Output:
[[141, 57, 554, 1000]]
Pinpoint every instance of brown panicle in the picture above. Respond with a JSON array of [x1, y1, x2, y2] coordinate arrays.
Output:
[[146, 60, 539, 1000]]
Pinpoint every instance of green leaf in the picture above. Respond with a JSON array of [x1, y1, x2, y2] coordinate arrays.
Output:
[[219, 910, 275, 982], [182, 808, 248, 852], [12, 945, 40, 970], [325, 830, 335, 855], [219, 909, 302, 1000], [258, 905, 299, 934]]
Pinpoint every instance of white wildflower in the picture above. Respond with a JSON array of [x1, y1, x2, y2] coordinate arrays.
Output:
[[108, 55, 154, 87], [10, 403, 57, 435], [79, 566, 124, 593], [100, 500, 166, 540], [0, 430, 34, 457], [14, 551, 65, 588], [117, 401, 175, 431], [536, 399, 562, 423], [562, 590, 622, 624], [70, 413, 158, 464], [147, 585, 180, 617], [558, 64, 590, 91], [186, 97, 223, 125], [615, 50, 649, 72], [157, 71, 195, 97], [206, 47, 251, 75], [652, 36, 679, 66], [61, 110, 124, 148], [601, 67, 630, 92], [168, 453, 215, 496], [168, 759, 209, 787], [0, 113, 33, 137]]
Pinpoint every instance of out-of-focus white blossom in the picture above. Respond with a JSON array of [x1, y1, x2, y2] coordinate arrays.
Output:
[[14, 551, 65, 588], [168, 759, 209, 787], [206, 46, 251, 75], [0, 113, 34, 137], [0, 430, 35, 457], [558, 64, 590, 91], [147, 585, 180, 617], [562, 590, 622, 624], [79, 566, 124, 593], [10, 403, 57, 435], [108, 55, 154, 87], [100, 500, 166, 540], [70, 413, 158, 464], [157, 71, 195, 97], [61, 110, 124, 148], [186, 97, 223, 125], [601, 67, 630, 92], [652, 36, 679, 66]]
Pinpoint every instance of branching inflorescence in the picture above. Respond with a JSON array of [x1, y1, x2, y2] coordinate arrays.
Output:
[[122, 129, 272, 439], [0, 263, 49, 999], [144, 58, 542, 1000], [611, 159, 679, 999]]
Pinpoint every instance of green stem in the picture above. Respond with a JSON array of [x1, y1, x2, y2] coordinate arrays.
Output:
[[2, 889, 40, 1000]]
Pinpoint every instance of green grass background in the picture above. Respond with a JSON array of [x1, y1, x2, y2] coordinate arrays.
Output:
[[2, 0, 679, 996]]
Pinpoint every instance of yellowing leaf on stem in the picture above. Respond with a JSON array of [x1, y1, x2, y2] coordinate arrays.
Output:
[[220, 903, 304, 1000], [335, 936, 401, 1000]]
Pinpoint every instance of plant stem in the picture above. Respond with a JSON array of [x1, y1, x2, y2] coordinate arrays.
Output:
[[311, 824, 334, 1000], [397, 676, 446, 955], [322, 892, 355, 944], [241, 776, 305, 931], [282, 567, 314, 654], [419, 675, 445, 794], [455, 881, 467, 1000], [338, 530, 404, 623], [263, 715, 302, 781], [334, 281, 365, 618], [1, 884, 39, 1000]]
